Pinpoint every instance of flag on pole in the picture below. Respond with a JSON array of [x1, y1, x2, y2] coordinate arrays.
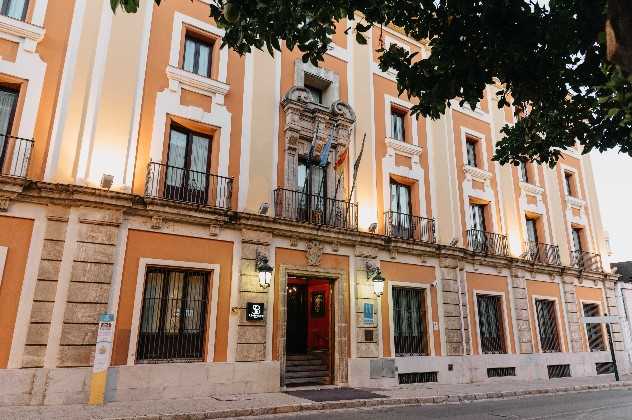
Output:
[[319, 123, 337, 167], [348, 133, 366, 202], [334, 146, 348, 174]]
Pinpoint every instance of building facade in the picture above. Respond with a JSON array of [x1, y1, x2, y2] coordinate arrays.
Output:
[[0, 0, 623, 406]]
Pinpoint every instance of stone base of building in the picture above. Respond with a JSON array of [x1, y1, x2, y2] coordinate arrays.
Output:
[[0, 362, 280, 407], [349, 351, 618, 388]]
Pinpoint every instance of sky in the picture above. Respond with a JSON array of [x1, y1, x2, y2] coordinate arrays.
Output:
[[590, 150, 632, 263]]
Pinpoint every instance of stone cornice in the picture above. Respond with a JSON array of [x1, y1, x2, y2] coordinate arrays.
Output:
[[464, 165, 493, 182], [566, 195, 586, 208], [1, 179, 615, 283], [520, 181, 544, 196], [166, 65, 230, 97], [385, 138, 423, 157]]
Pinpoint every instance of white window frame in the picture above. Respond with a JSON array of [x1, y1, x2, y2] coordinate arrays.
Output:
[[387, 281, 435, 357], [127, 258, 221, 365], [473, 289, 512, 355], [461, 128, 489, 172], [0, 246, 7, 289]]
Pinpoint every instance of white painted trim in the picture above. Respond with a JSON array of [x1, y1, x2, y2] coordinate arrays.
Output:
[[169, 12, 226, 75], [326, 43, 350, 62], [75, 1, 113, 185], [271, 50, 281, 191], [237, 52, 254, 211], [44, 210, 79, 368], [227, 239, 241, 362], [127, 258, 221, 365], [531, 295, 565, 354], [579, 298, 608, 352], [557, 280, 573, 352], [472, 289, 513, 355], [506, 275, 520, 353], [30, 0, 48, 27], [0, 246, 7, 289], [166, 65, 230, 98], [6, 204, 46, 368], [461, 127, 489, 171], [123, 0, 153, 189], [0, 14, 44, 47], [264, 242, 275, 361], [44, 0, 87, 181], [383, 95, 419, 146], [387, 281, 436, 357], [348, 252, 357, 358]]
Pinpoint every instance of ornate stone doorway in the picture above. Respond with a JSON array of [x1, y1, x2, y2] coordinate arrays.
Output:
[[278, 265, 348, 388]]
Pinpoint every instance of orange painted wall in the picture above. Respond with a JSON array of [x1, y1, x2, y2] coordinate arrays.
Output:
[[132, 1, 244, 210], [466, 272, 516, 355], [526, 280, 568, 353], [380, 261, 441, 357], [575, 286, 607, 352], [0, 215, 34, 368], [111, 229, 234, 365], [272, 248, 349, 361], [31, 0, 77, 179], [452, 111, 502, 241]]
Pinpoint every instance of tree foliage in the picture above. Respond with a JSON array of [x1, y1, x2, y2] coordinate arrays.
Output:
[[111, 0, 632, 166]]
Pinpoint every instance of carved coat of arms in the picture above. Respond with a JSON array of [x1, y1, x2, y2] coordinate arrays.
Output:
[[306, 240, 324, 266]]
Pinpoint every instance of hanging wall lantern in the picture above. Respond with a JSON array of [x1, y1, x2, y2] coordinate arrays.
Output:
[[255, 250, 273, 289], [366, 261, 385, 297]]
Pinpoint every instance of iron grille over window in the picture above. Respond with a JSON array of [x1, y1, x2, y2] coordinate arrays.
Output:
[[477, 294, 506, 354], [392, 287, 428, 356], [535, 299, 561, 352], [137, 268, 209, 363], [583, 303, 606, 352]]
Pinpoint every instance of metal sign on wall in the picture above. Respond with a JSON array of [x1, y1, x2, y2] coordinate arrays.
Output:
[[246, 302, 265, 321]]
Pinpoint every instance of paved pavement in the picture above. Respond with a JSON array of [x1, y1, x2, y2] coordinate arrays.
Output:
[[251, 389, 632, 419], [0, 375, 631, 419]]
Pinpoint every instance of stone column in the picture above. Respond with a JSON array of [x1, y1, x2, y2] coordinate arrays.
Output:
[[353, 246, 379, 358], [511, 270, 533, 354], [57, 208, 121, 367], [22, 206, 70, 368], [561, 276, 583, 352], [439, 257, 468, 356], [235, 230, 271, 362]]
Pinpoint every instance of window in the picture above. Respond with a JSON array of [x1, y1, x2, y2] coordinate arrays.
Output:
[[165, 125, 211, 204], [305, 84, 323, 104], [525, 218, 539, 244], [535, 299, 561, 352], [563, 171, 575, 196], [519, 162, 529, 183], [470, 203, 486, 232], [137, 268, 209, 362], [583, 303, 606, 352], [571, 228, 582, 252], [0, 0, 28, 21], [466, 138, 478, 167], [183, 35, 212, 78], [392, 287, 428, 356], [0, 87, 18, 169], [477, 294, 506, 354], [391, 108, 405, 141], [389, 180, 412, 239]]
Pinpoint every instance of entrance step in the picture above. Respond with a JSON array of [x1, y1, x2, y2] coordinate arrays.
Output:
[[285, 376, 330, 386], [285, 352, 330, 387], [285, 369, 330, 379]]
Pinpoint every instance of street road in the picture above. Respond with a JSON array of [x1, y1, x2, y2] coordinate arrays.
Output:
[[250, 389, 632, 419]]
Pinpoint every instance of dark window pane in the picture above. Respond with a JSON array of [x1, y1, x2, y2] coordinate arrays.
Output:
[[477, 294, 506, 354], [393, 287, 428, 356]]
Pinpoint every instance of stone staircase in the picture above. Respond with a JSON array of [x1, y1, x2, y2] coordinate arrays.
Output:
[[285, 352, 330, 386]]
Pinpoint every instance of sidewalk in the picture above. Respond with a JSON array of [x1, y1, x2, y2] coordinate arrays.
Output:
[[1, 375, 631, 420]]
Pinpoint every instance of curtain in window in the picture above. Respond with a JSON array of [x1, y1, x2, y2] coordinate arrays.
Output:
[[140, 271, 164, 333], [0, 89, 17, 162], [166, 129, 187, 188], [197, 43, 210, 77], [466, 141, 477, 166], [391, 112, 404, 141], [1, 0, 27, 20], [393, 287, 426, 355], [470, 204, 486, 231], [183, 38, 196, 73], [188, 135, 209, 191], [526, 219, 538, 243], [572, 229, 582, 252]]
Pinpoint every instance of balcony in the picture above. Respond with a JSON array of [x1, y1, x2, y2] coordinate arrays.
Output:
[[0, 134, 33, 178], [384, 211, 436, 244], [466, 229, 509, 257], [523, 242, 562, 266], [274, 188, 358, 231], [145, 162, 233, 209], [570, 250, 603, 272]]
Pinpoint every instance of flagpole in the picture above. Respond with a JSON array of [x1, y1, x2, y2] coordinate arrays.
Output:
[[348, 133, 366, 203]]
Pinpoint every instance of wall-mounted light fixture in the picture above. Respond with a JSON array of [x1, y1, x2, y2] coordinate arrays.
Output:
[[255, 250, 273, 289], [368, 223, 378, 234], [100, 174, 114, 190], [366, 261, 385, 297]]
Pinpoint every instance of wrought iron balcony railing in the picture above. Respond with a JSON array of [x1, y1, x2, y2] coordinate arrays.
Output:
[[384, 211, 436, 243], [145, 162, 233, 209], [466, 229, 510, 257], [274, 188, 358, 231], [0, 134, 33, 178], [570, 250, 603, 272], [523, 242, 562, 266]]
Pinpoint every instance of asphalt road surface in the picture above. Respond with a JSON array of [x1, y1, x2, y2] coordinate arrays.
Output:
[[249, 389, 632, 419]]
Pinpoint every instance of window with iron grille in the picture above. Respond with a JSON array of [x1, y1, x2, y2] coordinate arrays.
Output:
[[398, 371, 438, 384], [548, 364, 571, 378], [392, 287, 428, 356], [583, 303, 606, 351], [477, 294, 507, 354], [535, 299, 561, 353], [137, 268, 209, 362], [487, 367, 515, 377]]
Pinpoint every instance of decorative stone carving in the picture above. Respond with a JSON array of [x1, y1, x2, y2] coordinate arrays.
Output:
[[150, 216, 163, 230], [0, 197, 8, 212], [208, 224, 221, 237], [331, 241, 340, 252], [289, 237, 299, 247], [306, 240, 324, 266]]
